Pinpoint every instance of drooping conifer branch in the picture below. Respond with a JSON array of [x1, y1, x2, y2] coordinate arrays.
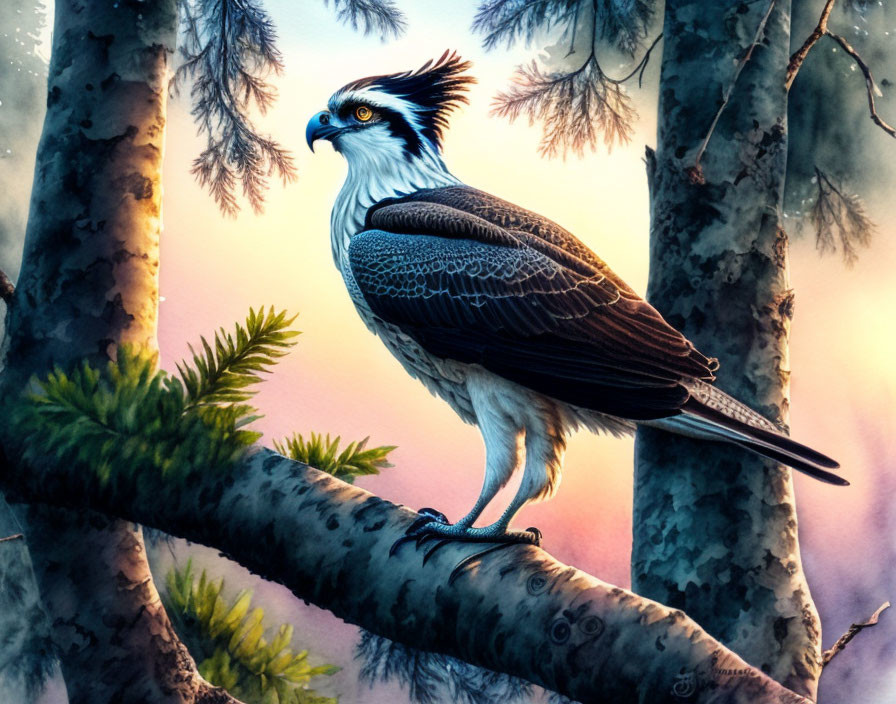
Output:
[[476, 0, 661, 155]]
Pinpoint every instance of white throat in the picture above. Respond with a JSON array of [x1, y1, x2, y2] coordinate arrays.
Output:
[[329, 131, 461, 268]]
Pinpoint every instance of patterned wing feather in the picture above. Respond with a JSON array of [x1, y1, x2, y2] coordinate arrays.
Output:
[[350, 196, 718, 420]]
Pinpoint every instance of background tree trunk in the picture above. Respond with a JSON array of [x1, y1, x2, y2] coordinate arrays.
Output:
[[633, 0, 822, 699], [0, 1, 58, 699], [1, 2, 235, 702]]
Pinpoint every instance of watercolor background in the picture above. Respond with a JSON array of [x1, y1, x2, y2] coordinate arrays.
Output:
[[7, 1, 895, 702]]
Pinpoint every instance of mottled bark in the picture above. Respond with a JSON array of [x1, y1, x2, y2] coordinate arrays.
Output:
[[634, 0, 821, 699], [0, 3, 60, 698], [0, 1, 236, 702], [1, 446, 813, 704], [0, 498, 56, 702]]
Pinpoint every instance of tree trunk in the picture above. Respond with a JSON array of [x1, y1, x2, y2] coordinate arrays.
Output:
[[1, 446, 815, 704], [634, 0, 821, 698], [0, 1, 58, 699], [1, 2, 236, 702], [0, 499, 58, 702]]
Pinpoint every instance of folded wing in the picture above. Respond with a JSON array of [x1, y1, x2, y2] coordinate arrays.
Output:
[[349, 190, 717, 420]]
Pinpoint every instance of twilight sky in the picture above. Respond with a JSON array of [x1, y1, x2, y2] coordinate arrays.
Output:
[[15, 1, 896, 702], [154, 2, 896, 702]]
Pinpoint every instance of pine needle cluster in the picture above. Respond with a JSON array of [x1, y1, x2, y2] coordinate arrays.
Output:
[[475, 0, 657, 156], [163, 560, 339, 704], [274, 432, 395, 484], [11, 307, 299, 488]]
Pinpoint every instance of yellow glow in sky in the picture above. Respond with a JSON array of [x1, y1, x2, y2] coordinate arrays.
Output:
[[158, 0, 895, 592]]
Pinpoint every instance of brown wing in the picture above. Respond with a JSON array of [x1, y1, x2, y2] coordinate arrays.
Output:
[[350, 192, 718, 420], [366, 185, 640, 294]]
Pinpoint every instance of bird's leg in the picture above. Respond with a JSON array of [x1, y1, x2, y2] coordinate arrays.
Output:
[[443, 416, 567, 580], [390, 409, 523, 556], [439, 484, 545, 584], [395, 421, 564, 569]]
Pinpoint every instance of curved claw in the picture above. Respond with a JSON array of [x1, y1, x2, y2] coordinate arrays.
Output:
[[524, 527, 543, 546], [448, 543, 516, 585], [390, 507, 452, 557], [416, 532, 440, 549], [389, 533, 420, 557], [447, 528, 543, 585], [421, 538, 454, 566], [417, 507, 449, 523]]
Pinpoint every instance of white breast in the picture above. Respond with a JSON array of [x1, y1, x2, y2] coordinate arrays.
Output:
[[329, 141, 473, 420]]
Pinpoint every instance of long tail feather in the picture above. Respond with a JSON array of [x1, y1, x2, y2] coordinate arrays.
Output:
[[654, 382, 847, 486]]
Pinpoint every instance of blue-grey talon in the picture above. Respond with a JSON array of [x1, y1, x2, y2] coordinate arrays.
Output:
[[389, 534, 418, 557], [422, 539, 453, 565], [416, 533, 436, 548], [418, 507, 448, 522], [448, 544, 510, 585]]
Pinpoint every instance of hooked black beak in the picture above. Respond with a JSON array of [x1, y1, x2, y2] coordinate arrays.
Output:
[[306, 111, 341, 151]]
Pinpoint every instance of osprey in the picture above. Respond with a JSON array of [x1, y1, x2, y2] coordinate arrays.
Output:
[[306, 52, 846, 549]]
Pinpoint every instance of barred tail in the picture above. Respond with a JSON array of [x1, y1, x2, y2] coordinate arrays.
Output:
[[655, 381, 847, 486]]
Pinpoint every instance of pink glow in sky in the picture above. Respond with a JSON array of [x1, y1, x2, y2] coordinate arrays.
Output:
[[154, 2, 896, 701]]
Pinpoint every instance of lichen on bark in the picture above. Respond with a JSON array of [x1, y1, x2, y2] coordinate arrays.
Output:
[[634, 0, 822, 698]]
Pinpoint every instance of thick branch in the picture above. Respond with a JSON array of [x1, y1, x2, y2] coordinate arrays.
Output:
[[1, 447, 811, 704], [0, 269, 13, 305]]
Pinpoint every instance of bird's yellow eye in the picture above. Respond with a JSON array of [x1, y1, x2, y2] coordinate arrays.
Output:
[[355, 105, 373, 122]]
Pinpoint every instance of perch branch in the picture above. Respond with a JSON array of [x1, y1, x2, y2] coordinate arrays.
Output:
[[0, 269, 14, 304], [0, 445, 812, 704], [785, 0, 837, 90], [822, 602, 890, 667], [689, 0, 777, 184], [0, 533, 24, 544]]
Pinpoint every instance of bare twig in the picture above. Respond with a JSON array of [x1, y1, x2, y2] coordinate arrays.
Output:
[[785, 0, 894, 137], [689, 0, 777, 184], [606, 33, 663, 88], [0, 533, 24, 544], [822, 602, 890, 667], [0, 268, 14, 304], [785, 0, 837, 90], [825, 31, 896, 138]]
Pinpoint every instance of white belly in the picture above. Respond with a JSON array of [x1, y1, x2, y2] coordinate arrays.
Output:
[[339, 261, 635, 439], [340, 261, 478, 424]]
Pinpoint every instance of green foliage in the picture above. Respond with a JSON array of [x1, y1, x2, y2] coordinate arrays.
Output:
[[178, 307, 298, 406], [12, 307, 299, 486], [163, 560, 339, 704], [274, 432, 396, 484]]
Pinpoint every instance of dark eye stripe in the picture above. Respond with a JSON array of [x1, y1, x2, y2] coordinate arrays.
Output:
[[333, 99, 424, 158], [369, 105, 423, 158]]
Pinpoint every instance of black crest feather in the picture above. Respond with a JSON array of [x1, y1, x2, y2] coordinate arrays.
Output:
[[342, 50, 476, 149]]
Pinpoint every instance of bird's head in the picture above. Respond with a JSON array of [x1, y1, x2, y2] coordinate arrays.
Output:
[[306, 51, 475, 165]]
